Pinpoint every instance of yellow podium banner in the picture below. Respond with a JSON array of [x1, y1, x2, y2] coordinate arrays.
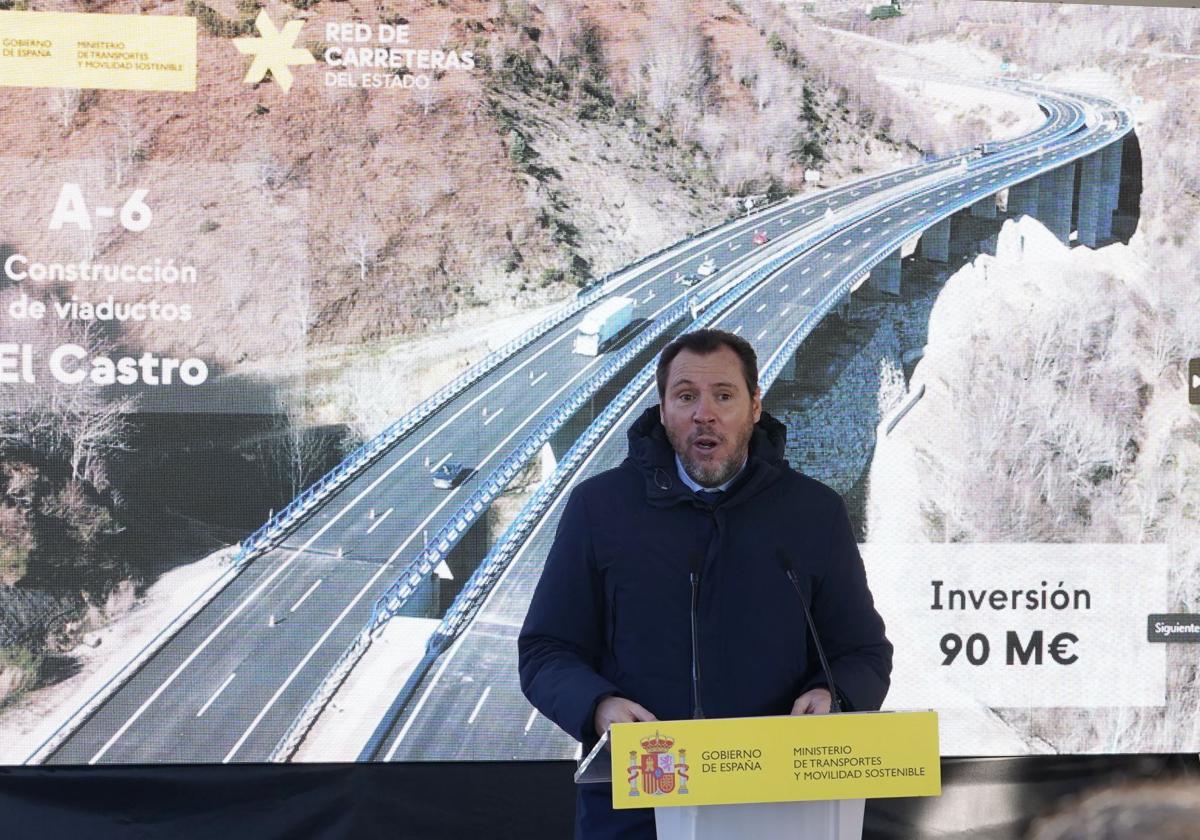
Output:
[[610, 711, 940, 810], [0, 11, 196, 92]]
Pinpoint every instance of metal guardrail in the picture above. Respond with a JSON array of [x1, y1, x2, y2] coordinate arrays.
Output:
[[270, 197, 870, 762], [232, 190, 829, 571], [344, 212, 908, 762], [270, 85, 1099, 762], [233, 88, 1075, 569], [759, 112, 1131, 394], [435, 85, 1104, 662], [266, 297, 689, 762], [230, 283, 612, 567]]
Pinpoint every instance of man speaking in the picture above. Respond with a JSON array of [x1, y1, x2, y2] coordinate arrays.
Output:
[[518, 329, 893, 839]]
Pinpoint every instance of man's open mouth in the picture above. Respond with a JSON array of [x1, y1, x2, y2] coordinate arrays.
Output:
[[692, 437, 721, 453]]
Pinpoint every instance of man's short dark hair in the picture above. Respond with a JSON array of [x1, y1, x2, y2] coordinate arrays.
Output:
[[656, 329, 759, 400]]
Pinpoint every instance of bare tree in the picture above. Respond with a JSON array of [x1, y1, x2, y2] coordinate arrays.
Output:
[[343, 215, 382, 282], [107, 110, 146, 188], [0, 311, 136, 489], [752, 57, 783, 112], [541, 0, 578, 65], [48, 88, 82, 132], [409, 175, 442, 218], [642, 0, 707, 120], [415, 82, 442, 117]]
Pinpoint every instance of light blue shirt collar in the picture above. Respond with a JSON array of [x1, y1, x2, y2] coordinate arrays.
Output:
[[675, 453, 746, 493]]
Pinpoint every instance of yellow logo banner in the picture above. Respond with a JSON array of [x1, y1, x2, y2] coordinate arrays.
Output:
[[610, 711, 940, 810], [0, 11, 195, 92]]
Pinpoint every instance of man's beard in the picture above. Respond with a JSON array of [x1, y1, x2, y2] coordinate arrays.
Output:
[[666, 423, 753, 488]]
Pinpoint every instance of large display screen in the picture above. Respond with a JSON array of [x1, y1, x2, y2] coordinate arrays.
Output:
[[0, 0, 1196, 765]]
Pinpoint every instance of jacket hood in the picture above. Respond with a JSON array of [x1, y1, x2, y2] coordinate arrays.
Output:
[[625, 404, 789, 506]]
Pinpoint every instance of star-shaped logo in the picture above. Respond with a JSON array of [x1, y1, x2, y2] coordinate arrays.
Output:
[[233, 10, 315, 93]]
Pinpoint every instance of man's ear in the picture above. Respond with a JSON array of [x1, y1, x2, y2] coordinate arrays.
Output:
[[752, 388, 762, 423]]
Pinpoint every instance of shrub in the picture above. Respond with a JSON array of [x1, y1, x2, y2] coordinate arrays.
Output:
[[185, 0, 255, 38], [0, 645, 42, 703]]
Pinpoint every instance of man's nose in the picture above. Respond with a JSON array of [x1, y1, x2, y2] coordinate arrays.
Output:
[[692, 395, 718, 422]]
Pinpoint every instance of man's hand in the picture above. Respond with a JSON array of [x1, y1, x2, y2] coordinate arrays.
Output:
[[594, 696, 657, 739], [790, 687, 833, 715]]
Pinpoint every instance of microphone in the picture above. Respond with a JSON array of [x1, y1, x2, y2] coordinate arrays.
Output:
[[779, 555, 842, 714], [689, 556, 705, 720]]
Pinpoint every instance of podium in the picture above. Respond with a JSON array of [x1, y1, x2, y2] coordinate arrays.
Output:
[[575, 711, 939, 840]]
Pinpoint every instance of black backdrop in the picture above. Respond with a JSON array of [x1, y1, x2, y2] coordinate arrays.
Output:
[[1, 755, 1196, 839]]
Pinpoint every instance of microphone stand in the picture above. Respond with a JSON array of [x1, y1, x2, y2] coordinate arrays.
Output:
[[784, 568, 842, 714], [689, 570, 705, 719]]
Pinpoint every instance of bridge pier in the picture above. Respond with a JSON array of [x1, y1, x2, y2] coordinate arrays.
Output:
[[920, 217, 950, 263], [1041, 162, 1075, 245], [1098, 141, 1122, 240], [1007, 178, 1039, 218], [949, 211, 974, 258], [1076, 151, 1104, 248], [835, 290, 853, 321], [969, 194, 998, 219], [869, 248, 902, 296], [1032, 171, 1056, 232]]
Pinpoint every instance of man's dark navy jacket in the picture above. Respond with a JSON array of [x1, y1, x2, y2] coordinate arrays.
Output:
[[518, 406, 893, 839]]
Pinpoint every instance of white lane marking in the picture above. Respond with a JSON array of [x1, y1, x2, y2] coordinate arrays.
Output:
[[431, 451, 453, 471], [936, 200, 946, 206], [882, 217, 891, 223], [800, 267, 810, 277], [755, 303, 766, 313], [841, 238, 851, 246], [524, 707, 539, 734], [802, 287, 811, 297], [733, 324, 743, 334], [863, 227, 872, 234], [781, 218, 790, 225], [780, 283, 790, 291], [529, 371, 547, 387], [197, 673, 236, 718], [756, 329, 768, 341], [366, 507, 393, 535], [823, 252, 831, 260], [922, 197, 930, 203], [220, 346, 605, 763], [467, 686, 492, 725], [780, 306, 791, 317], [642, 291, 656, 303], [731, 243, 741, 251], [822, 270, 832, 278], [290, 579, 322, 613], [483, 406, 505, 426], [803, 209, 813, 215]]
